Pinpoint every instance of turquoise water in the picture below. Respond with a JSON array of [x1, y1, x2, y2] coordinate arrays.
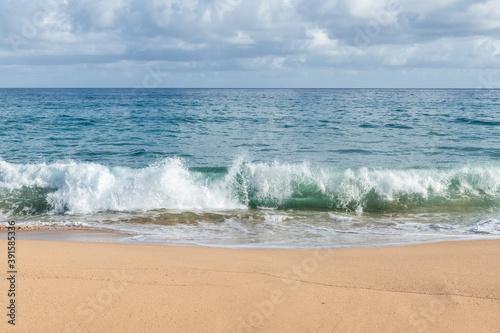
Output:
[[1, 88, 500, 248]]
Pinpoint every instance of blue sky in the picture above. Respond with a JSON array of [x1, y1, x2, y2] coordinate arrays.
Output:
[[1, 0, 499, 88]]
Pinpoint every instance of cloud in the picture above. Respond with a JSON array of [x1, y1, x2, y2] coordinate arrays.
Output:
[[0, 0, 499, 87]]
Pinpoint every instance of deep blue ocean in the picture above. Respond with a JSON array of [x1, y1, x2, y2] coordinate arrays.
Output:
[[1, 88, 500, 248]]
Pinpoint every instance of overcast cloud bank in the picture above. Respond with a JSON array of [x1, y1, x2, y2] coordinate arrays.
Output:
[[1, 0, 499, 87]]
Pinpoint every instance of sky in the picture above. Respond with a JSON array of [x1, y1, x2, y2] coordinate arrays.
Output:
[[0, 0, 499, 88]]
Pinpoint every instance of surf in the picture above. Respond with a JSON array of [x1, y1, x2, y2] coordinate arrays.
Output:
[[1, 158, 500, 216]]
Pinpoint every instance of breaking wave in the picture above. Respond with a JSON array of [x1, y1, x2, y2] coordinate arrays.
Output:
[[1, 158, 500, 216]]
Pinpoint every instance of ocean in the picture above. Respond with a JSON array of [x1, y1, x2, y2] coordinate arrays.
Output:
[[1, 88, 500, 248]]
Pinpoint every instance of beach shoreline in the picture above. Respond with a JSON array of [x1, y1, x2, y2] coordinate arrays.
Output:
[[3, 226, 499, 249], [1, 238, 499, 332]]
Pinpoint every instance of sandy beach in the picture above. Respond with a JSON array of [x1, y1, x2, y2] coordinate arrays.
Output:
[[1, 237, 499, 332]]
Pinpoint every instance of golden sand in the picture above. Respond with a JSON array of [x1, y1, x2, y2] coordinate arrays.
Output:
[[1, 238, 499, 332]]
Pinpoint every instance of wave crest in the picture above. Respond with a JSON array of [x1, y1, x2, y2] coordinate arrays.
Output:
[[1, 158, 500, 215]]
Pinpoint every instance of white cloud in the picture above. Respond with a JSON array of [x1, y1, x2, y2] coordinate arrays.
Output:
[[343, 0, 393, 19], [466, 0, 500, 30], [95, 0, 129, 28], [226, 31, 255, 45], [0, 0, 499, 87]]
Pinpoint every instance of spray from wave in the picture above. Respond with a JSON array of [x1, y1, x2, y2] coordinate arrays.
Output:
[[1, 158, 500, 216]]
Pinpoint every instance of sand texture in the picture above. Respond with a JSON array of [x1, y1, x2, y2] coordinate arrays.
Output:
[[1, 239, 500, 332]]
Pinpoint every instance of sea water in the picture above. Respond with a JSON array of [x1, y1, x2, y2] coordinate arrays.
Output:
[[1, 88, 500, 248]]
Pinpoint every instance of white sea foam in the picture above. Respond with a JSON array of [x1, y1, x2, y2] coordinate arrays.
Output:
[[264, 214, 290, 223], [469, 219, 500, 234], [1, 158, 500, 215], [0, 158, 243, 214]]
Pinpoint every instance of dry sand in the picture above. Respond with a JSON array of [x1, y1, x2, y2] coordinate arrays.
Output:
[[1, 238, 500, 332]]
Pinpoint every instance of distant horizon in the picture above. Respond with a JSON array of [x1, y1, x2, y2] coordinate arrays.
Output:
[[1, 87, 499, 90]]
